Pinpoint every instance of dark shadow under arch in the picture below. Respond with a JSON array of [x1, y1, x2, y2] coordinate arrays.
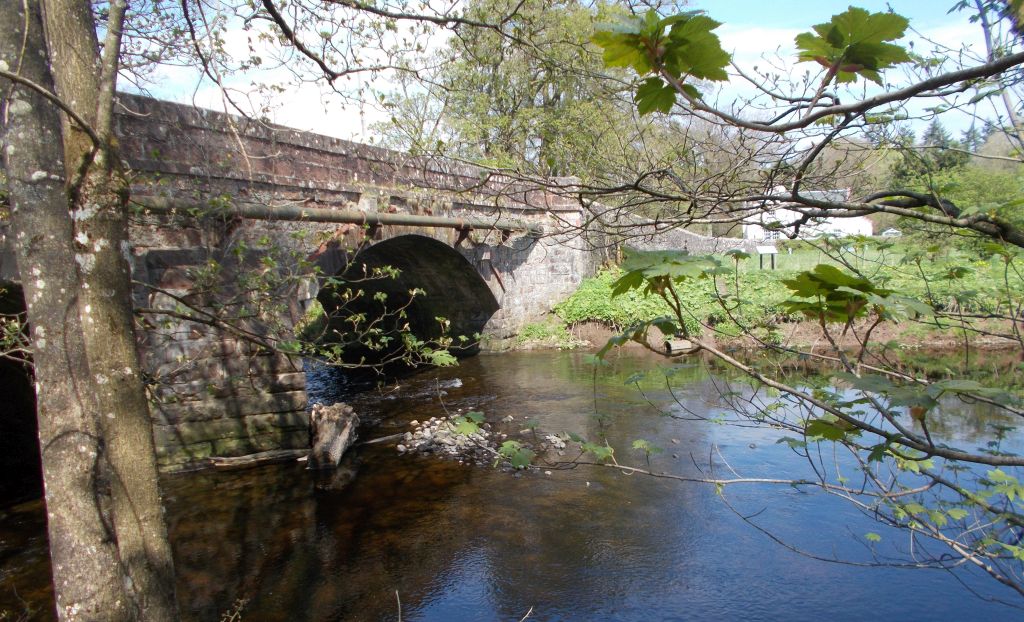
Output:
[[0, 282, 41, 505], [316, 235, 499, 368]]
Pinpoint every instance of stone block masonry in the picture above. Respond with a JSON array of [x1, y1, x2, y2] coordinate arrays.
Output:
[[113, 94, 601, 470]]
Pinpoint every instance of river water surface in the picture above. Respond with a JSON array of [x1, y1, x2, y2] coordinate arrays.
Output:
[[2, 349, 1023, 620]]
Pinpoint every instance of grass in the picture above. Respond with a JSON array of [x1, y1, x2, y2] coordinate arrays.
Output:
[[515, 318, 587, 349]]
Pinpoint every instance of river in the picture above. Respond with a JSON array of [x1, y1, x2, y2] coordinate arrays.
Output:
[[1, 349, 1022, 620]]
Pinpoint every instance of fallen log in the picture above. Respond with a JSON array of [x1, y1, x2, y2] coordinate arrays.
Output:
[[206, 449, 308, 470], [359, 433, 404, 446]]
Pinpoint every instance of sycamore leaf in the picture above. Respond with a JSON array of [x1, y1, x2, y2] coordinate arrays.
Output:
[[903, 502, 927, 516], [509, 447, 535, 468], [806, 418, 858, 441], [592, 20, 651, 74], [777, 436, 808, 450], [882, 383, 934, 409], [663, 14, 731, 81], [782, 264, 890, 323], [867, 443, 889, 463], [426, 349, 457, 367], [582, 442, 615, 462], [615, 250, 721, 291], [453, 418, 480, 435], [680, 83, 703, 101], [498, 440, 535, 469], [795, 7, 910, 85], [594, 10, 729, 114], [636, 77, 677, 115]]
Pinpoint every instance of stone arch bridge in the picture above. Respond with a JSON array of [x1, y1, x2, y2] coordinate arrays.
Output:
[[0, 94, 601, 471], [1, 94, 747, 473]]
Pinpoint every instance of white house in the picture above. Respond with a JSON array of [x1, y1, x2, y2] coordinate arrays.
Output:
[[742, 189, 873, 241]]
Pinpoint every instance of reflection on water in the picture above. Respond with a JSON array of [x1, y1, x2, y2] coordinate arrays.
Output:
[[2, 350, 1023, 620]]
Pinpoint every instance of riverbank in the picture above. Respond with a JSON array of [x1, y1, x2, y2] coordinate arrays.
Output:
[[515, 317, 1022, 354]]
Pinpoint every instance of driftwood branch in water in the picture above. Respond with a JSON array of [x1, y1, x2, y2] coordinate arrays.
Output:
[[207, 449, 309, 470]]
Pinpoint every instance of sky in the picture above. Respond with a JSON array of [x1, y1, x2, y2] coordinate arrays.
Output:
[[687, 1, 993, 138], [133, 1, 999, 142], [692, 1, 958, 30]]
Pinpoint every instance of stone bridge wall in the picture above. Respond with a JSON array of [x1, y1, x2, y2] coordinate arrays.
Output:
[[113, 94, 601, 469]]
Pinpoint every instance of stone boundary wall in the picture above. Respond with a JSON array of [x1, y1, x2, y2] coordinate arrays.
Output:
[[616, 222, 757, 255]]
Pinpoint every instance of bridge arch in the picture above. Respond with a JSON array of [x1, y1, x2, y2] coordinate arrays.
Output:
[[315, 234, 499, 365]]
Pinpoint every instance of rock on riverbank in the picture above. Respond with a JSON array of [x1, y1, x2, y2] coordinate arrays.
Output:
[[397, 416, 499, 466]]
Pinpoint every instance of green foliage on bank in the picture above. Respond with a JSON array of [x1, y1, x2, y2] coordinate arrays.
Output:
[[554, 264, 795, 339], [515, 318, 586, 349], [555, 239, 1024, 339]]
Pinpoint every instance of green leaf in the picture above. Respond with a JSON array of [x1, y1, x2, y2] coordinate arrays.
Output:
[[498, 440, 535, 469], [903, 502, 927, 516], [635, 77, 677, 115], [782, 264, 890, 322], [946, 508, 969, 521], [886, 386, 939, 409], [865, 532, 882, 542], [867, 443, 889, 463], [680, 83, 703, 101], [777, 436, 808, 450], [632, 439, 663, 455], [453, 418, 480, 435], [582, 442, 615, 462], [592, 19, 652, 74], [624, 372, 648, 384], [833, 372, 894, 393], [510, 448, 535, 468], [795, 7, 910, 85], [426, 349, 457, 367], [663, 14, 731, 81], [594, 10, 729, 115], [806, 418, 856, 441]]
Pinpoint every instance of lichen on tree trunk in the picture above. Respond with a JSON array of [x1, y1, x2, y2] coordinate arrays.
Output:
[[0, 1, 133, 619], [1, 0, 179, 619]]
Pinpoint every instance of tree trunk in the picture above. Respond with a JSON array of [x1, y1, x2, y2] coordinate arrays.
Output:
[[0, 1, 133, 619], [309, 402, 360, 469], [40, 0, 179, 619]]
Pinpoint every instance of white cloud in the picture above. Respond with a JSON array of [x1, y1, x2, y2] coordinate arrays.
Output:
[[708, 16, 1003, 137]]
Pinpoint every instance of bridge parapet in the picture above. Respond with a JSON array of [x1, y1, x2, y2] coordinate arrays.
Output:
[[115, 93, 579, 223]]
